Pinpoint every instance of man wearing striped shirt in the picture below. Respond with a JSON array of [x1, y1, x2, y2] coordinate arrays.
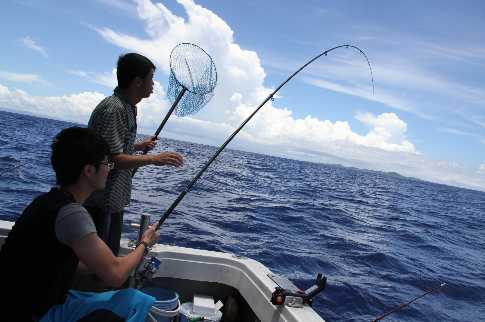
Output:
[[86, 53, 184, 255]]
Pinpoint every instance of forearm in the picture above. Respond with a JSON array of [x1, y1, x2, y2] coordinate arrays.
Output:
[[105, 245, 145, 287], [112, 153, 154, 170], [76, 261, 91, 275], [73, 233, 154, 288]]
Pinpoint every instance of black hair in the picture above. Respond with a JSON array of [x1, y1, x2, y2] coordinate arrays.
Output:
[[51, 127, 109, 186], [116, 53, 156, 89]]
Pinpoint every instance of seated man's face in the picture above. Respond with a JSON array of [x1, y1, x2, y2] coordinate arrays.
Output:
[[94, 159, 113, 190]]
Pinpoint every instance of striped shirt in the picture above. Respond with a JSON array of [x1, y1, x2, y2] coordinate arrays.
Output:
[[86, 87, 137, 213]]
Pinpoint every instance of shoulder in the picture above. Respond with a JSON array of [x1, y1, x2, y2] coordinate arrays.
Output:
[[92, 95, 126, 117], [57, 203, 89, 219], [56, 203, 95, 234], [56, 203, 96, 246]]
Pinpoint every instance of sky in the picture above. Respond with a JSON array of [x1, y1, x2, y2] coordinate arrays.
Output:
[[1, 0, 485, 191]]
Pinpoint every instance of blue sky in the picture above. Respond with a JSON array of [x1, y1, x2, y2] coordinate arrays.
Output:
[[1, 0, 485, 191]]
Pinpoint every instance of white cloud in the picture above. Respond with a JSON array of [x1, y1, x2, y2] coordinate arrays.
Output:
[[68, 69, 117, 88], [441, 127, 475, 137], [3, 0, 485, 191], [96, 0, 136, 13], [265, 43, 485, 123], [0, 70, 45, 84], [419, 41, 485, 64], [92, 0, 414, 151], [0, 83, 103, 123], [18, 36, 48, 58], [355, 112, 416, 152], [90, 0, 485, 191], [479, 164, 485, 175]]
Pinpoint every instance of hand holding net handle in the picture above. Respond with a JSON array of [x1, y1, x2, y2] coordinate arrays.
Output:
[[142, 87, 187, 155]]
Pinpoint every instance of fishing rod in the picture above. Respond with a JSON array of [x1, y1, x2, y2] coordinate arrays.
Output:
[[371, 283, 447, 321], [155, 44, 375, 230]]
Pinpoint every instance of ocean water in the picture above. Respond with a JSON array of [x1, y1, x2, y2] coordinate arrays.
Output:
[[0, 110, 484, 322]]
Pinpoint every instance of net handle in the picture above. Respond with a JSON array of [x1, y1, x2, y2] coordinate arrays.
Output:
[[132, 87, 187, 177], [142, 86, 187, 153]]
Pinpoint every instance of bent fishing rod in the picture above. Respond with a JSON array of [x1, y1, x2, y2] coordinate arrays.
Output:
[[154, 44, 375, 230]]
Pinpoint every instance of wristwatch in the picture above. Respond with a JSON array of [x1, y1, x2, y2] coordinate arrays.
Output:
[[137, 241, 150, 256]]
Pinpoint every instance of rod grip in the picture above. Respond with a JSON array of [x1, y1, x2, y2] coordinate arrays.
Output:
[[137, 214, 151, 243]]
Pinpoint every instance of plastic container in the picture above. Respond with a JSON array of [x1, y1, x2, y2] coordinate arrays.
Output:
[[141, 287, 180, 322], [179, 302, 222, 322]]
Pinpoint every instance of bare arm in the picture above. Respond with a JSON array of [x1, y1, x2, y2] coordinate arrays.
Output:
[[71, 226, 159, 288], [112, 153, 157, 170], [112, 151, 184, 170]]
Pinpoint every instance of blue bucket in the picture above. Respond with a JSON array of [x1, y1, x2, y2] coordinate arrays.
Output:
[[141, 287, 180, 322]]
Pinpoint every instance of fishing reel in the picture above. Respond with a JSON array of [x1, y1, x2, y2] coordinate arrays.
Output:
[[134, 256, 161, 289], [129, 214, 163, 289], [270, 273, 327, 308]]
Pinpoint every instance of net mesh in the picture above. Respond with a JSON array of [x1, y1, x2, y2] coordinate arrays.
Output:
[[167, 43, 217, 117]]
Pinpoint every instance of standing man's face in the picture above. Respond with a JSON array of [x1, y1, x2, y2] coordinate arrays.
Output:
[[140, 69, 155, 98]]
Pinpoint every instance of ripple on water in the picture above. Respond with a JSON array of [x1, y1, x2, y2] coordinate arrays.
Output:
[[1, 111, 484, 322]]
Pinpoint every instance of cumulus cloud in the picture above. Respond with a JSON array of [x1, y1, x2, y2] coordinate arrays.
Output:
[[87, 0, 485, 190], [355, 112, 416, 152], [0, 70, 45, 84], [2, 0, 485, 191], [0, 83, 103, 123], [479, 164, 485, 175], [90, 0, 416, 151], [18, 36, 48, 58], [68, 69, 117, 88]]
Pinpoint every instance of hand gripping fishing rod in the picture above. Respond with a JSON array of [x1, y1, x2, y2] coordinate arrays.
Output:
[[154, 44, 374, 230]]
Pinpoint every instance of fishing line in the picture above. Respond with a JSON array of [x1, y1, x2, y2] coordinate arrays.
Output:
[[371, 282, 447, 321]]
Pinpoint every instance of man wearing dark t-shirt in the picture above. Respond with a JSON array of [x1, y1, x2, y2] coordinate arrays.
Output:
[[0, 127, 159, 322]]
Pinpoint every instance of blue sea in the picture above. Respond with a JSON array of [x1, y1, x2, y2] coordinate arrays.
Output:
[[0, 110, 484, 322]]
